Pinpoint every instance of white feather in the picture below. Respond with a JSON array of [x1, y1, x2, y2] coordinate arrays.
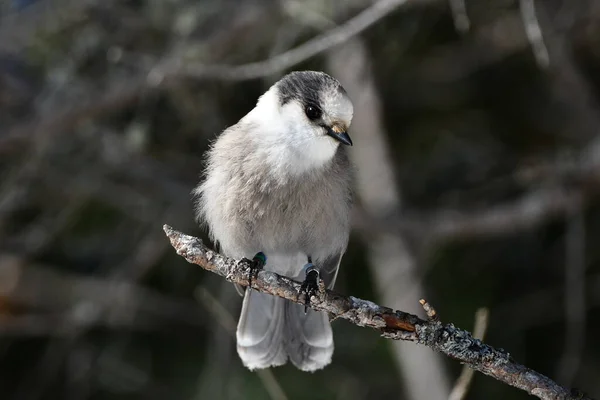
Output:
[[243, 88, 340, 176]]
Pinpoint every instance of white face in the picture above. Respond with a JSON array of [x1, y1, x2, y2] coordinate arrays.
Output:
[[244, 84, 353, 175]]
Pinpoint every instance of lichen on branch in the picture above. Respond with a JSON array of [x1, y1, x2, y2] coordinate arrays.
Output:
[[163, 224, 594, 400]]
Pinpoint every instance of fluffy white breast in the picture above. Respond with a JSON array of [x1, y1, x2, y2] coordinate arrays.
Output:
[[243, 88, 339, 176]]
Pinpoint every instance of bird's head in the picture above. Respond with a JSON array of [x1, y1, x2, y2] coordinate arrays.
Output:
[[275, 70, 354, 146], [247, 71, 354, 173]]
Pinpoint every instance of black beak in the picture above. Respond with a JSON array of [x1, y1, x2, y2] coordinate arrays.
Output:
[[326, 126, 353, 146]]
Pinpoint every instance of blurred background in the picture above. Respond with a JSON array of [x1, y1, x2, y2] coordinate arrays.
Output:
[[1, 0, 599, 399]]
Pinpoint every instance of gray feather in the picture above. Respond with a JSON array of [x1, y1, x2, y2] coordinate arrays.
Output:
[[282, 257, 342, 371], [236, 290, 287, 370], [284, 304, 334, 372], [194, 124, 352, 259]]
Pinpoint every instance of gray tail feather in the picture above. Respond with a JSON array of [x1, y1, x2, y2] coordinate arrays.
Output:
[[236, 290, 334, 372], [236, 290, 287, 370], [284, 302, 334, 372]]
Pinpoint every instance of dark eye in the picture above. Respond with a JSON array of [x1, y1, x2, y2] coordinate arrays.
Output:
[[304, 104, 322, 120]]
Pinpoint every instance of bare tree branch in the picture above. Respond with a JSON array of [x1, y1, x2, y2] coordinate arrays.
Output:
[[449, 308, 490, 400], [163, 224, 595, 400]]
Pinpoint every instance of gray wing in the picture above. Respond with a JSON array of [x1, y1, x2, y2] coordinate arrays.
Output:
[[318, 251, 344, 289]]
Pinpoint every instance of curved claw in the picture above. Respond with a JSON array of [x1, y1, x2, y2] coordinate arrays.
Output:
[[241, 252, 267, 290], [299, 262, 320, 313]]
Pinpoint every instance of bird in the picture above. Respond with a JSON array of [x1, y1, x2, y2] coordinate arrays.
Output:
[[194, 70, 354, 372]]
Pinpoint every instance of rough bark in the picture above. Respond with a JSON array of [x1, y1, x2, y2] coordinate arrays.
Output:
[[163, 224, 594, 400]]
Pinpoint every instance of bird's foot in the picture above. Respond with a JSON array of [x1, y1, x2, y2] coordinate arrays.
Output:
[[241, 252, 267, 290], [299, 263, 320, 313]]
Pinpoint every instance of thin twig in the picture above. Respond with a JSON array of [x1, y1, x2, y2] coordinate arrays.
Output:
[[448, 0, 470, 33], [449, 308, 490, 400], [419, 299, 440, 321], [520, 0, 550, 67], [163, 224, 595, 400]]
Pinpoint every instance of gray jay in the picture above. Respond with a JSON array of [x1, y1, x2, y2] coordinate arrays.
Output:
[[194, 71, 354, 372]]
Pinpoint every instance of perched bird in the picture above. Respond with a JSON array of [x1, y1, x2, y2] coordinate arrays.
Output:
[[194, 71, 354, 372]]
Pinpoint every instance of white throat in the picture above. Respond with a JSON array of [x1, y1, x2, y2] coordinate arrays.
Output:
[[243, 89, 339, 176]]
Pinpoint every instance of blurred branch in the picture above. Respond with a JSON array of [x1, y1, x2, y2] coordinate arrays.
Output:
[[353, 185, 582, 243], [159, 0, 419, 81], [354, 146, 600, 242], [0, 0, 95, 52], [448, 0, 470, 34], [414, 12, 528, 82], [534, 1, 600, 145], [1, 78, 145, 147], [0, 254, 209, 334], [328, 38, 450, 399], [163, 225, 595, 400], [520, 0, 550, 67], [1, 0, 425, 148]]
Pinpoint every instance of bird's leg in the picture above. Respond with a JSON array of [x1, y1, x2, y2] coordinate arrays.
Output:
[[299, 257, 320, 313], [240, 252, 267, 291]]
